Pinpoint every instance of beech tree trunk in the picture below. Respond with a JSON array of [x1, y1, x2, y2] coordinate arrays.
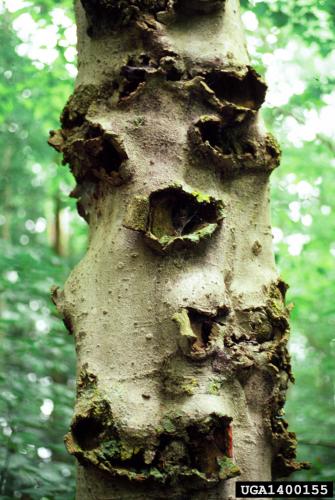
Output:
[[53, 193, 64, 256], [49, 1, 305, 498]]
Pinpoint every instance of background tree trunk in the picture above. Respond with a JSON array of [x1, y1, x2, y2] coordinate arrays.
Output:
[[53, 193, 64, 256], [49, 0, 305, 497]]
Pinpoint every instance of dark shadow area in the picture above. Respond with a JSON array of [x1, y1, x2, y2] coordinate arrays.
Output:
[[204, 69, 266, 109], [187, 307, 228, 356], [120, 65, 147, 99], [72, 417, 105, 451]]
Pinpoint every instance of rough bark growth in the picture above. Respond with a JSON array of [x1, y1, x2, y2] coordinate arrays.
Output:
[[124, 186, 224, 252], [50, 0, 307, 497]]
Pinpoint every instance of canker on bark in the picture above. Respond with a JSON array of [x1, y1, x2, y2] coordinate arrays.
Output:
[[50, 0, 307, 498]]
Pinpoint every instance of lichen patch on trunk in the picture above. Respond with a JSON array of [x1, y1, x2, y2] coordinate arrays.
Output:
[[66, 407, 239, 489]]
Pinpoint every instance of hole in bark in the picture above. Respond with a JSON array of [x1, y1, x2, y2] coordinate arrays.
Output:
[[197, 118, 221, 148], [114, 448, 147, 469], [120, 63, 148, 99], [79, 125, 127, 181], [81, 0, 173, 33], [204, 70, 266, 109], [242, 142, 256, 155], [86, 126, 102, 139], [159, 56, 184, 81], [186, 418, 232, 476], [195, 117, 255, 157], [81, 0, 138, 32], [85, 136, 123, 176], [61, 121, 129, 186], [149, 188, 219, 239], [277, 279, 289, 299], [139, 54, 151, 65], [67, 411, 239, 484], [165, 66, 183, 81], [188, 309, 224, 355], [267, 140, 279, 158], [72, 416, 104, 450], [97, 139, 124, 173], [196, 117, 234, 154], [155, 416, 233, 478], [174, 306, 228, 359], [124, 187, 223, 252]]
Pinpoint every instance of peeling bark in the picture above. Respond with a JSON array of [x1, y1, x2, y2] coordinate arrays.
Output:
[[50, 0, 307, 498]]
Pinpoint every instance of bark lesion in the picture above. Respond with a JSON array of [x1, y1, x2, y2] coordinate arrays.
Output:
[[180, 65, 281, 176], [173, 306, 228, 360], [77, 365, 98, 395], [81, 0, 227, 34], [81, 0, 168, 30], [49, 0, 300, 492], [73, 416, 105, 451], [203, 67, 267, 111], [106, 54, 185, 102], [49, 121, 128, 184], [123, 185, 224, 253], [161, 362, 199, 396], [189, 114, 281, 176], [214, 281, 292, 376], [50, 285, 74, 335], [119, 55, 157, 99], [66, 406, 239, 488], [49, 112, 130, 221], [207, 280, 309, 478], [271, 417, 309, 478], [270, 371, 310, 477], [184, 65, 267, 119]]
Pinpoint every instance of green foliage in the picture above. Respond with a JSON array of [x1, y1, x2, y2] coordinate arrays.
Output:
[[272, 142, 335, 482], [0, 2, 81, 498], [0, 242, 76, 498], [241, 0, 335, 56]]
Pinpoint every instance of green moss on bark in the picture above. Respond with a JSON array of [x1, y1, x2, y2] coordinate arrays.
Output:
[[66, 408, 238, 488]]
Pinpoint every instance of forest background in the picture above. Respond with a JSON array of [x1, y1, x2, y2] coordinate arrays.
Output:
[[0, 0, 334, 498]]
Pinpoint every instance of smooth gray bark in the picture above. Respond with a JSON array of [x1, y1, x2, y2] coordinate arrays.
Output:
[[49, 0, 305, 498]]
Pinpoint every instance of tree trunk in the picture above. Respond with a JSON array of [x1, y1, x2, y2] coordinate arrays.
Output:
[[53, 193, 64, 256], [49, 0, 305, 498]]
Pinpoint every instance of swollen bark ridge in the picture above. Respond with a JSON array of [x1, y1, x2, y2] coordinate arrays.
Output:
[[49, 0, 307, 497]]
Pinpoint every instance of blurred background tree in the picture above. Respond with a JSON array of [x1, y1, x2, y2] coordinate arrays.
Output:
[[0, 0, 334, 498]]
